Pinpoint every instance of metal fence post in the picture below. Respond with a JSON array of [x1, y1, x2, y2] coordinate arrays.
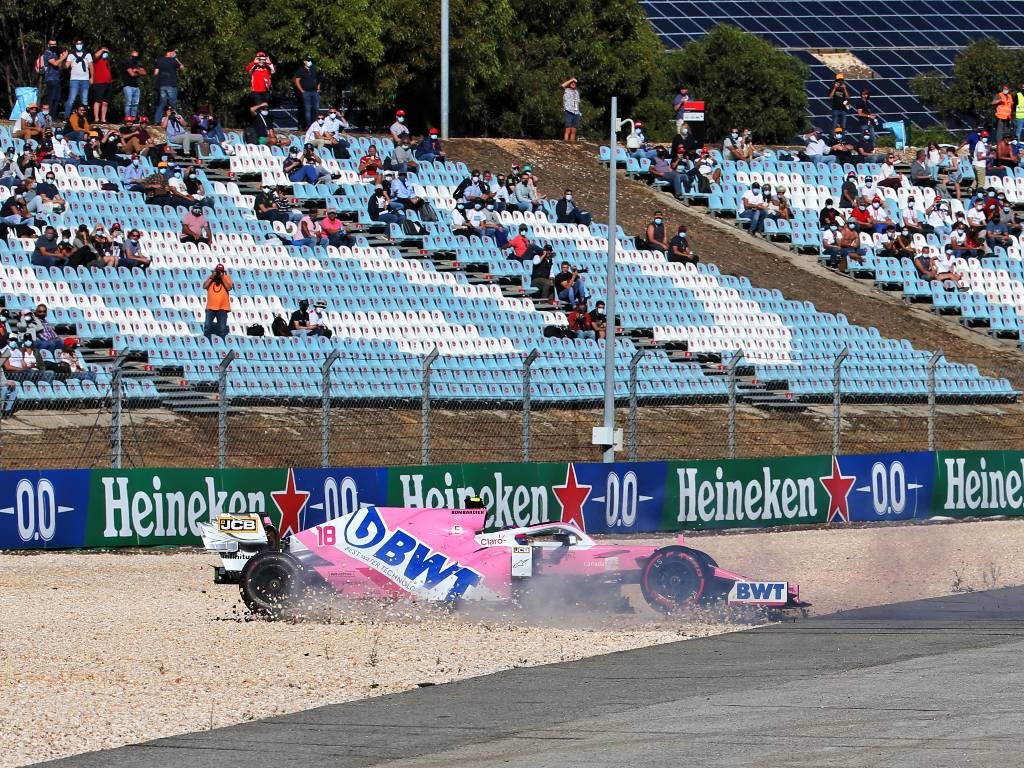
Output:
[[110, 355, 127, 469], [421, 348, 439, 465], [832, 347, 849, 455], [521, 349, 539, 463], [927, 349, 942, 452], [320, 348, 341, 468], [628, 348, 645, 461], [726, 352, 742, 459], [217, 350, 237, 470]]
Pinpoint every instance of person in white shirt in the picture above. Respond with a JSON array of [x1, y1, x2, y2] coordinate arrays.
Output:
[[740, 182, 767, 234], [973, 134, 989, 187], [932, 248, 963, 286], [390, 110, 410, 143], [803, 130, 835, 164], [63, 40, 93, 117], [869, 198, 895, 232], [303, 115, 334, 148], [925, 199, 952, 239], [858, 176, 880, 198], [965, 201, 986, 229], [12, 105, 43, 141], [900, 200, 923, 234]]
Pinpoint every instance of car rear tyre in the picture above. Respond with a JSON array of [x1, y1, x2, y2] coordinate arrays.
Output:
[[640, 546, 706, 613], [239, 551, 303, 618]]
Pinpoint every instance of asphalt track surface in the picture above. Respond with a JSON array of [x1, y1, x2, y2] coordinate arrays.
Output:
[[40, 588, 1024, 768]]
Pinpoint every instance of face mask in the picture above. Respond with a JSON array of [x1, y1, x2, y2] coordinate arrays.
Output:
[[565, 194, 572, 201], [901, 230, 909, 236], [304, 60, 312, 67], [908, 201, 915, 206], [132, 159, 139, 166], [654, 218, 662, 225], [829, 225, 838, 232], [865, 180, 873, 186], [976, 205, 984, 210], [682, 129, 689, 136], [751, 187, 760, 193], [45, 176, 55, 182], [859, 205, 866, 211], [486, 204, 494, 211], [730, 132, 738, 139], [473, 204, 482, 210], [471, 176, 479, 182], [75, 44, 83, 51], [397, 116, 405, 123], [259, 110, 269, 117], [430, 135, 438, 140], [102, 53, 109, 59], [872, 203, 880, 209]]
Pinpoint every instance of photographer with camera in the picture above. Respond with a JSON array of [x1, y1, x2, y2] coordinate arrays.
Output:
[[162, 106, 207, 159], [246, 52, 276, 99], [202, 264, 232, 339], [554, 260, 588, 307], [530, 244, 556, 300]]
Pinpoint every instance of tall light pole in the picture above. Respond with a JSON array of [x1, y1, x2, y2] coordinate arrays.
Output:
[[602, 96, 620, 463], [440, 0, 449, 139]]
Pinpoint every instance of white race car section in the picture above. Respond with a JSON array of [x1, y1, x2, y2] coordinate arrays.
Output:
[[199, 514, 269, 573]]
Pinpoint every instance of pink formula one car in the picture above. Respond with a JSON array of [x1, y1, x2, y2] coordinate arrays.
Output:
[[199, 506, 808, 617]]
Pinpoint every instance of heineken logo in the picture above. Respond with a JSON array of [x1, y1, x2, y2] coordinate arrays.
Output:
[[676, 465, 820, 523], [398, 470, 551, 529], [943, 456, 1024, 512]]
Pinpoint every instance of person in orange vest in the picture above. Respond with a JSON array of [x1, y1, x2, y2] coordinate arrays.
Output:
[[992, 84, 1013, 140]]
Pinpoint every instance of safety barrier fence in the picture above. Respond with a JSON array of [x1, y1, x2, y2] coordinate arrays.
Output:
[[2, 450, 1020, 549]]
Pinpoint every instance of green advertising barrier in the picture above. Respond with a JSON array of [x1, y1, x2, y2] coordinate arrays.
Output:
[[933, 451, 1024, 517]]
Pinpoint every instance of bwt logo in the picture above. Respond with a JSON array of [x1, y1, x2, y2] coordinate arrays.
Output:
[[728, 581, 788, 606], [341, 506, 482, 599]]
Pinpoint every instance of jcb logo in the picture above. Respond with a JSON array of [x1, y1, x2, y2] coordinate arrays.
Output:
[[218, 516, 259, 533]]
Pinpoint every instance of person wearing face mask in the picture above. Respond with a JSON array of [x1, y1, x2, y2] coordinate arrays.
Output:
[[868, 196, 895, 233], [671, 122, 697, 160], [121, 49, 145, 120], [390, 138, 417, 173], [722, 128, 748, 162], [668, 225, 697, 264], [304, 112, 335, 149], [152, 48, 184, 122], [644, 213, 670, 254], [513, 172, 543, 212], [28, 304, 63, 352], [672, 86, 694, 135], [90, 47, 114, 123], [833, 221, 866, 270], [555, 189, 592, 226], [454, 170, 487, 204], [450, 202, 476, 238], [821, 222, 844, 266], [319, 209, 353, 248], [972, 131, 990, 187], [162, 106, 207, 159], [293, 55, 322, 128], [180, 204, 212, 245], [120, 229, 150, 270], [246, 51, 275, 98], [801, 129, 835, 165], [739, 182, 768, 235], [120, 154, 148, 187], [4, 337, 52, 383], [993, 84, 1014, 140], [63, 40, 93, 118], [965, 198, 989, 235], [650, 147, 686, 199], [27, 172, 64, 216], [925, 199, 952, 240], [390, 110, 410, 143], [561, 77, 581, 142], [389, 171, 424, 211], [848, 198, 873, 231], [367, 186, 405, 226], [477, 202, 508, 246], [416, 131, 446, 163]]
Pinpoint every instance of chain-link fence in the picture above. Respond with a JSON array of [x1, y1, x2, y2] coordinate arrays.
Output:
[[1, 344, 1022, 469]]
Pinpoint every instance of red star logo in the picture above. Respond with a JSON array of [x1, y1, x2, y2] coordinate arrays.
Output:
[[553, 463, 592, 531], [271, 468, 310, 537], [819, 457, 856, 523]]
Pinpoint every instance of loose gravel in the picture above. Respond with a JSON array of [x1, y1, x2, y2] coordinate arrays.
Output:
[[3, 518, 1024, 767]]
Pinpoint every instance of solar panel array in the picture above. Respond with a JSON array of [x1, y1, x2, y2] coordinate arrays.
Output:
[[640, 0, 1020, 128]]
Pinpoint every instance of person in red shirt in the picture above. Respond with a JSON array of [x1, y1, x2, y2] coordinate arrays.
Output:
[[246, 52, 275, 100], [505, 225, 539, 261], [849, 200, 872, 229], [91, 46, 114, 123]]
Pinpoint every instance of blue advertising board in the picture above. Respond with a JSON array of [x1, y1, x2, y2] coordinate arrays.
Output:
[[575, 461, 669, 533], [836, 451, 937, 522], [0, 469, 91, 550]]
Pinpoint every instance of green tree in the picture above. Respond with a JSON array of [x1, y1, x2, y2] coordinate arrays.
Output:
[[911, 39, 1024, 124], [661, 24, 809, 143]]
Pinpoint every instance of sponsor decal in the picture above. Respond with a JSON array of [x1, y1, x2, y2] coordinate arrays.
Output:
[[819, 457, 856, 523], [676, 464, 818, 524], [333, 505, 482, 599], [271, 468, 309, 537], [553, 463, 591, 531], [728, 581, 788, 606], [217, 515, 260, 533]]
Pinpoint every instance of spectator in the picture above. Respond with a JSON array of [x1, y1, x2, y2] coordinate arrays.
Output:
[[830, 222, 866, 269], [514, 173, 542, 212], [590, 300, 608, 339], [153, 48, 184, 122], [12, 104, 43, 142], [1, 194, 34, 228], [390, 171, 424, 211], [495, 176, 517, 211], [304, 113, 335, 149], [300, 143, 331, 182], [120, 118, 155, 156], [63, 40, 93, 118], [849, 199, 873, 230], [869, 197, 896, 233], [454, 170, 490, 205], [828, 127, 857, 165], [390, 110, 410, 143], [561, 77, 581, 142], [986, 214, 1013, 251], [289, 299, 317, 336], [530, 245, 555, 300], [416, 130, 446, 163], [41, 39, 66, 115], [4, 337, 53, 383], [671, 123, 697, 160], [180, 205, 212, 245], [120, 229, 150, 269], [119, 154, 147, 187], [319, 209, 353, 247], [0, 149, 21, 185], [856, 89, 880, 140], [390, 138, 418, 173], [650, 147, 686, 199], [857, 175, 880, 199], [58, 339, 96, 382], [821, 223, 842, 265], [819, 198, 843, 228], [932, 248, 964, 287], [192, 106, 232, 154], [306, 301, 333, 338], [450, 202, 476, 238], [247, 101, 289, 148], [478, 203, 508, 246], [16, 147, 40, 180], [856, 129, 883, 163], [31, 226, 65, 267], [254, 184, 290, 223], [358, 145, 383, 180], [27, 171, 65, 216], [875, 226, 901, 259], [285, 147, 318, 183], [162, 107, 206, 158], [948, 223, 978, 259], [90, 46, 113, 123], [289, 212, 320, 248], [246, 52, 275, 99], [802, 129, 835, 164], [555, 189, 592, 226], [567, 300, 596, 340], [997, 201, 1022, 237], [995, 136, 1018, 169], [644, 213, 670, 254], [828, 73, 851, 130], [121, 49, 145, 120], [773, 186, 793, 221], [740, 182, 767, 235], [925, 199, 952, 240], [722, 128, 750, 162], [557, 262, 589, 307], [668, 225, 697, 264], [293, 55, 322, 128], [367, 186, 405, 226], [506, 225, 539, 261], [993, 84, 1014, 140], [694, 148, 722, 191], [626, 122, 658, 160], [203, 264, 232, 339], [943, 147, 964, 199], [672, 85, 692, 135], [28, 304, 63, 352], [972, 132, 990, 187], [910, 149, 942, 193]]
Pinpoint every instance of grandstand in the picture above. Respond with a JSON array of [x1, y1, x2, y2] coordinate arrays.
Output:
[[0, 123, 1016, 419], [638, 0, 1023, 127]]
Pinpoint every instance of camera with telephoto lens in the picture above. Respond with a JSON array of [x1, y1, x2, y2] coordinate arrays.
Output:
[[576, 267, 588, 274]]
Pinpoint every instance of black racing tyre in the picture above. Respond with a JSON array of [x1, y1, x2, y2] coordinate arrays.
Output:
[[239, 551, 304, 618], [640, 545, 706, 613]]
